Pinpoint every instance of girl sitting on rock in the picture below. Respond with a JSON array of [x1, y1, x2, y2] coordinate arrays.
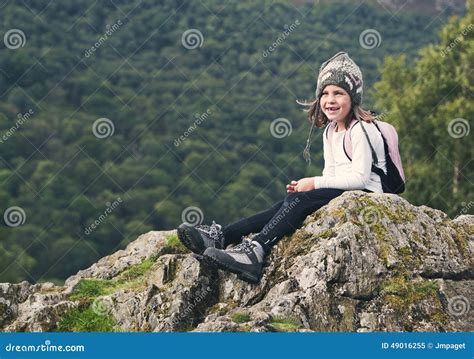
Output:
[[177, 52, 387, 283]]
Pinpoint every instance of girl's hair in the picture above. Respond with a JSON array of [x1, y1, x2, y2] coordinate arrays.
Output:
[[297, 96, 376, 164], [298, 97, 375, 129]]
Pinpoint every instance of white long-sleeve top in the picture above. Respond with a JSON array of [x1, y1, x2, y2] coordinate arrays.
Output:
[[313, 121, 387, 193]]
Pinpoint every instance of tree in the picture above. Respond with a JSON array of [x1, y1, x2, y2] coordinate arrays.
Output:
[[373, 7, 473, 216]]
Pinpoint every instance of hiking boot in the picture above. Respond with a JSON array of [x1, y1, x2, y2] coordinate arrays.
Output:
[[177, 220, 225, 255], [203, 239, 265, 283]]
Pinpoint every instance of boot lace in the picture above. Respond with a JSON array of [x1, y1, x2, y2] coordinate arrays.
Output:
[[229, 239, 254, 254], [197, 220, 223, 241]]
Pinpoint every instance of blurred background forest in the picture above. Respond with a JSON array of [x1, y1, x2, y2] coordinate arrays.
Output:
[[0, 0, 472, 283]]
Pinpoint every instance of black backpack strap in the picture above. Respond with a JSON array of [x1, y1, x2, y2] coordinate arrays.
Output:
[[358, 120, 378, 165]]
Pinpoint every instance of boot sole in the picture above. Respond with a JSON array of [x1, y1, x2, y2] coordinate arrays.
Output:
[[177, 224, 205, 255], [203, 253, 260, 284]]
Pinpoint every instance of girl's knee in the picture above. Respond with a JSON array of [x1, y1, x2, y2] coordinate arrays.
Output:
[[284, 192, 297, 202], [284, 192, 306, 206]]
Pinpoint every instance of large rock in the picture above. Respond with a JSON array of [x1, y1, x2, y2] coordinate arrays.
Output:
[[1, 192, 472, 332]]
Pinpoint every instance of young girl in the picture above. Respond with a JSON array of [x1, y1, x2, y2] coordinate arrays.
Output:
[[177, 52, 387, 283]]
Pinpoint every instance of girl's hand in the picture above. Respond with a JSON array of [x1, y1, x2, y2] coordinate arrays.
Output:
[[286, 178, 315, 193], [286, 180, 298, 193]]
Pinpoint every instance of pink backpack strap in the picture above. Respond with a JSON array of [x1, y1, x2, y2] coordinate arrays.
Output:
[[325, 121, 337, 145], [343, 118, 359, 160], [326, 119, 358, 160]]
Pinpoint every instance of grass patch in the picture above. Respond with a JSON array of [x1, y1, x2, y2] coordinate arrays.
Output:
[[162, 233, 189, 254], [269, 316, 302, 332], [69, 279, 116, 302], [69, 258, 157, 302], [118, 258, 155, 281], [63, 257, 161, 332], [57, 306, 115, 332], [231, 312, 251, 323]]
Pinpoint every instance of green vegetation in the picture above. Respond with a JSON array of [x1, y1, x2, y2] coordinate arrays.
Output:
[[70, 258, 156, 302], [62, 257, 158, 331], [357, 197, 415, 224], [318, 229, 335, 239], [381, 274, 440, 311], [374, 6, 472, 220], [162, 233, 189, 254], [69, 279, 116, 302], [57, 307, 115, 332], [380, 272, 448, 326], [328, 208, 347, 222], [280, 230, 314, 260], [269, 316, 302, 332], [231, 312, 251, 323], [0, 0, 469, 283], [119, 258, 155, 281], [382, 276, 438, 301]]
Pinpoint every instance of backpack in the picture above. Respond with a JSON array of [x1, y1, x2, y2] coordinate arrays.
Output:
[[325, 117, 405, 194]]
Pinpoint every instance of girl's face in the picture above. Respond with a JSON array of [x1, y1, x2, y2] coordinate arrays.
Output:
[[320, 85, 352, 124]]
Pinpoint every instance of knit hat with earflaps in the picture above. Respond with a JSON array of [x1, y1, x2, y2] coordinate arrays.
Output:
[[303, 52, 364, 165]]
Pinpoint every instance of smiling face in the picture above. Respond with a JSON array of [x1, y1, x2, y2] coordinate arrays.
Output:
[[320, 85, 352, 128]]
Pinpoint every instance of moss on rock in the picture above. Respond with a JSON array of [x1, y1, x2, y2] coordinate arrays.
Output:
[[231, 312, 251, 323], [161, 233, 189, 254], [269, 316, 302, 332], [381, 274, 440, 315], [69, 258, 158, 303]]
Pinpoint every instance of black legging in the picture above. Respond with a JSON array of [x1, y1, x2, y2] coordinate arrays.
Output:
[[222, 188, 349, 252]]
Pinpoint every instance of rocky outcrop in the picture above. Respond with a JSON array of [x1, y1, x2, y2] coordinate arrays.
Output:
[[1, 191, 472, 332]]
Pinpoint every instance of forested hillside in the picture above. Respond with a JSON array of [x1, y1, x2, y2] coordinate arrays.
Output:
[[0, 0, 468, 283]]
